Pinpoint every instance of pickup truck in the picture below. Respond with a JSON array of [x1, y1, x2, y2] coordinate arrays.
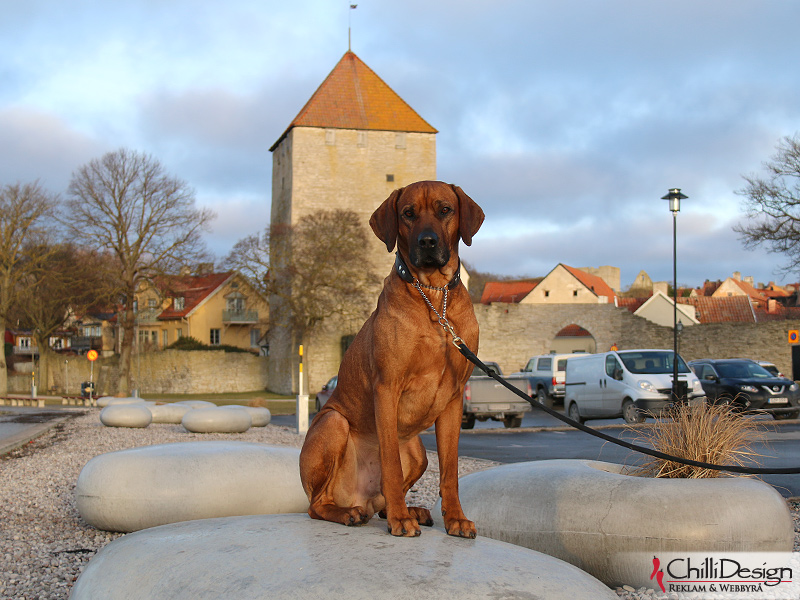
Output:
[[510, 354, 572, 409], [462, 361, 532, 429]]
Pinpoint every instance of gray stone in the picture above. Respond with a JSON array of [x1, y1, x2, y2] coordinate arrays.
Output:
[[434, 459, 794, 589], [76, 442, 307, 532], [182, 406, 251, 433], [99, 404, 152, 428], [147, 402, 192, 424], [69, 514, 617, 600], [223, 405, 271, 426], [175, 400, 217, 409]]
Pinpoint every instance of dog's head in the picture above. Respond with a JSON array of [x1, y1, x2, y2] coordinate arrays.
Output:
[[369, 181, 484, 269]]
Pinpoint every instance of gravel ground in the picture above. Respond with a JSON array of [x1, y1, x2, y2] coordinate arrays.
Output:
[[0, 409, 798, 600]]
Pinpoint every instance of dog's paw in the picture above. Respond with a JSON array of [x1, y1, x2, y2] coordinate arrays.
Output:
[[386, 515, 421, 537], [408, 506, 434, 527], [342, 506, 371, 526], [444, 517, 477, 539]]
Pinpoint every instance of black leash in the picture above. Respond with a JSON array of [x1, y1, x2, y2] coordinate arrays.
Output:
[[457, 343, 800, 476]]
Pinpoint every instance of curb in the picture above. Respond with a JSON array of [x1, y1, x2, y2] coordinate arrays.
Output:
[[0, 410, 81, 457]]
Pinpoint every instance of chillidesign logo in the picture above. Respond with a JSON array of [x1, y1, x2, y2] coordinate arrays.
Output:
[[650, 556, 666, 593]]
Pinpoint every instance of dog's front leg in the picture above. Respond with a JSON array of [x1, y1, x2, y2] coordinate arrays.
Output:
[[374, 381, 421, 537], [435, 394, 477, 538]]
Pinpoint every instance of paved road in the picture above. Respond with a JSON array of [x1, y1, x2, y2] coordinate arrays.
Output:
[[0, 406, 78, 455]]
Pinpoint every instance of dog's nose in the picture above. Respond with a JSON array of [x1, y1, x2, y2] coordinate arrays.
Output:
[[417, 229, 439, 249]]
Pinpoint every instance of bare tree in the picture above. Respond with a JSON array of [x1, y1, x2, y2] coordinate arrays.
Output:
[[0, 181, 57, 395], [735, 134, 800, 275], [11, 244, 112, 392], [64, 149, 215, 395]]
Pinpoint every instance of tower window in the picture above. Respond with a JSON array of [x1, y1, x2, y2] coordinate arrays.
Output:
[[395, 132, 406, 149], [325, 130, 336, 146], [357, 131, 367, 147], [386, 174, 395, 182]]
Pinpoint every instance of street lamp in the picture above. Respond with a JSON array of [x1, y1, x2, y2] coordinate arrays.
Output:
[[662, 188, 688, 403]]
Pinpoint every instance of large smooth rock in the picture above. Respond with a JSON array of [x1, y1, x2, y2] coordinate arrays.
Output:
[[435, 459, 795, 588], [76, 442, 307, 532], [147, 402, 192, 424], [69, 514, 616, 600], [99, 404, 152, 428], [175, 400, 217, 409], [223, 405, 271, 427], [182, 407, 251, 433], [97, 396, 140, 408]]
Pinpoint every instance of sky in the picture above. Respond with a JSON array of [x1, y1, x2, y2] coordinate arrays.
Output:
[[2, 0, 799, 290]]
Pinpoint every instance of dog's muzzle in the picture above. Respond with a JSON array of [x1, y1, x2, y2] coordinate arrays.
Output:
[[410, 229, 450, 268]]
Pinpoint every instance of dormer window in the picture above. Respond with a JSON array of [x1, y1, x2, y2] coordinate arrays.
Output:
[[174, 297, 185, 311]]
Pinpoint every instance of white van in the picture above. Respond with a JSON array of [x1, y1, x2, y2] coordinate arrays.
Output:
[[564, 349, 704, 424]]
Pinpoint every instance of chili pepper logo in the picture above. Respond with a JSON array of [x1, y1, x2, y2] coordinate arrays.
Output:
[[651, 556, 665, 593]]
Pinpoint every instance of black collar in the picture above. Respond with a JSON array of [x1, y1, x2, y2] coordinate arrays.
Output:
[[394, 252, 461, 290]]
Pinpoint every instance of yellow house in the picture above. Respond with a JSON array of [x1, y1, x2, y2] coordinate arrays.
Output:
[[134, 271, 268, 352]]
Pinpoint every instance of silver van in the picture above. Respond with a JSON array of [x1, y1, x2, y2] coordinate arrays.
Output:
[[564, 349, 704, 423]]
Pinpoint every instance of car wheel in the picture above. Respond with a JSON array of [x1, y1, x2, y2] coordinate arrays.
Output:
[[462, 413, 476, 429], [622, 399, 645, 424], [567, 402, 584, 425], [772, 410, 800, 420], [536, 387, 553, 409], [503, 415, 523, 428]]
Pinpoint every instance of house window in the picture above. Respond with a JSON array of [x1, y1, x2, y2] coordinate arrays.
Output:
[[132, 299, 138, 313], [148, 299, 157, 308], [395, 132, 406, 149], [357, 131, 367, 147], [573, 290, 579, 297], [544, 290, 550, 298], [162, 330, 168, 348], [19, 337, 31, 348], [210, 329, 221, 345], [325, 129, 336, 145], [174, 297, 185, 310], [176, 329, 183, 340], [386, 174, 395, 182], [250, 328, 260, 347], [226, 295, 245, 312], [84, 325, 101, 337]]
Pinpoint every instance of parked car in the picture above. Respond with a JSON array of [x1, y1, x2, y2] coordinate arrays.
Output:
[[757, 360, 785, 379], [688, 358, 800, 419], [315, 376, 337, 412], [462, 361, 532, 429], [565, 349, 704, 424], [511, 353, 572, 408]]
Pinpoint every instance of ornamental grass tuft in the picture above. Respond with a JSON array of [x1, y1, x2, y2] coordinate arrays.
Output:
[[633, 400, 767, 479]]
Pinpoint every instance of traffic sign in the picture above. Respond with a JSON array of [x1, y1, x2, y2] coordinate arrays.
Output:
[[87, 349, 99, 361], [789, 330, 799, 344]]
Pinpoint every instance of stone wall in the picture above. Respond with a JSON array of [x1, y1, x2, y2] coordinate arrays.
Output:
[[7, 351, 268, 396]]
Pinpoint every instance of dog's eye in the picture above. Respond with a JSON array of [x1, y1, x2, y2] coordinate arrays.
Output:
[[440, 206, 452, 216], [403, 209, 414, 219]]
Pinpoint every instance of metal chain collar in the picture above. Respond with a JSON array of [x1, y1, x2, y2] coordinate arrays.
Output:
[[412, 279, 463, 348]]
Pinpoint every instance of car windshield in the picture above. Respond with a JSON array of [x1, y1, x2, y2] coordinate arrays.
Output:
[[716, 362, 773, 379], [617, 351, 691, 374]]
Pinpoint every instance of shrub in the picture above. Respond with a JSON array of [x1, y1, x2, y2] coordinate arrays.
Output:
[[633, 401, 766, 479], [166, 336, 253, 354]]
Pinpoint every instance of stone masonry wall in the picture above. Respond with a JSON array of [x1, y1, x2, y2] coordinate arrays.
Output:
[[8, 351, 268, 396]]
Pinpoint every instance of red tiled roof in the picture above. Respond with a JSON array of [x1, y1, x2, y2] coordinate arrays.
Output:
[[678, 296, 756, 323], [562, 265, 616, 303], [270, 51, 436, 151], [731, 279, 768, 305], [555, 324, 592, 337], [617, 296, 650, 313], [156, 272, 232, 320], [754, 305, 800, 322], [480, 281, 538, 304]]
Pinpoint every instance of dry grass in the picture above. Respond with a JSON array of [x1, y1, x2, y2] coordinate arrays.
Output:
[[633, 401, 767, 478]]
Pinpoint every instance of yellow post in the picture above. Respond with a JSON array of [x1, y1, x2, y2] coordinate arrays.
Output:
[[296, 344, 309, 434]]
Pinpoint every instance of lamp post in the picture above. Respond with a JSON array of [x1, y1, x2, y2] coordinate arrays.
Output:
[[662, 188, 688, 403]]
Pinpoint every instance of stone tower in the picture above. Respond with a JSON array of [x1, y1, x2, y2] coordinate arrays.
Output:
[[268, 50, 437, 393]]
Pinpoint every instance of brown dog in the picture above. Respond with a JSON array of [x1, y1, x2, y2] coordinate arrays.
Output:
[[299, 181, 484, 538]]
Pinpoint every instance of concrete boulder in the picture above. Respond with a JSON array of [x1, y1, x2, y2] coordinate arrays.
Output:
[[99, 404, 152, 428], [69, 514, 617, 600], [76, 442, 307, 532], [175, 400, 217, 409], [182, 407, 251, 433], [97, 396, 140, 408], [147, 403, 193, 424], [435, 459, 795, 589], [223, 405, 271, 427]]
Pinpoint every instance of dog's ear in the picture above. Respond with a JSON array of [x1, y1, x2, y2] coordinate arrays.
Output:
[[451, 185, 485, 246], [370, 187, 404, 252]]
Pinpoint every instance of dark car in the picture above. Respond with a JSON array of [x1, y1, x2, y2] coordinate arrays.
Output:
[[688, 358, 800, 420], [314, 376, 337, 412]]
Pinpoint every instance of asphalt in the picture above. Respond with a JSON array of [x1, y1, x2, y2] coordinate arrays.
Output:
[[0, 405, 81, 456]]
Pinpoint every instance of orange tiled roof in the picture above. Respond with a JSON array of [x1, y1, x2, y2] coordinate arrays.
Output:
[[480, 281, 538, 304], [617, 296, 650, 313], [678, 296, 756, 323], [270, 51, 436, 151], [157, 272, 232, 320], [556, 324, 592, 337], [561, 264, 617, 303]]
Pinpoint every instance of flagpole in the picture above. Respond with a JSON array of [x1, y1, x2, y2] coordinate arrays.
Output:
[[349, 4, 357, 51]]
